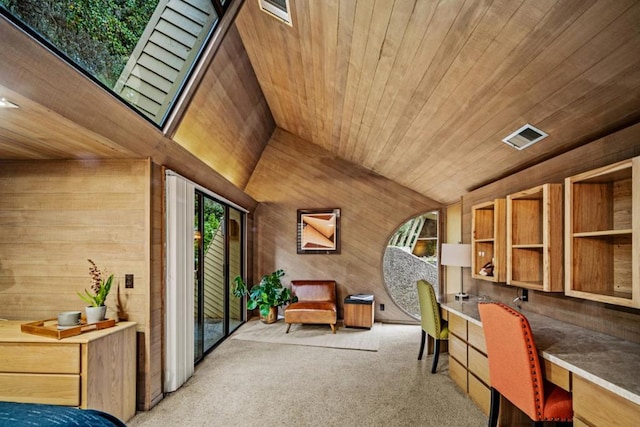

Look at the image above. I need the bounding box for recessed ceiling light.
[502,124,548,150]
[0,97,20,109]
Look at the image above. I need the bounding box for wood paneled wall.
[245,129,442,322]
[0,159,162,409]
[172,25,275,189]
[461,123,640,343]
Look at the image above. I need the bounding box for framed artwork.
[297,208,341,254]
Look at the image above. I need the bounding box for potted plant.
[77,259,114,323]
[233,269,297,324]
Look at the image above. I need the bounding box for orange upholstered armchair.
[284,280,337,334]
[479,302,572,427]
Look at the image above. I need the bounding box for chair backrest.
[478,302,545,421]
[416,280,442,338]
[290,280,336,302]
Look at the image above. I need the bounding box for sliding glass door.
[194,191,245,363]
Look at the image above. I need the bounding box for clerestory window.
[0,0,233,127]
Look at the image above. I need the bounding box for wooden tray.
[21,318,116,340]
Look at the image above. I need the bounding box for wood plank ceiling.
[235,0,640,204]
[1,0,640,206]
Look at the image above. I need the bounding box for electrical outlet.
[380,303,385,311]
[522,289,528,301]
[125,274,134,289]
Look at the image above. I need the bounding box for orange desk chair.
[416,279,448,373]
[478,302,572,427]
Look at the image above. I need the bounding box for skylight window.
[0,0,233,127]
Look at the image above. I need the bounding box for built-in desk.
[441,295,640,426]
[0,320,137,422]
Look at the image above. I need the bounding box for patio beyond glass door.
[194,191,244,363]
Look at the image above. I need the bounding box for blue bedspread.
[0,401,126,427]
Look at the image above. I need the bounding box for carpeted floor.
[231,319,381,351]
[128,323,487,427]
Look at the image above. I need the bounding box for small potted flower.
[78,259,113,323]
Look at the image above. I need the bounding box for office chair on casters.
[416,279,448,373]
[478,302,573,427]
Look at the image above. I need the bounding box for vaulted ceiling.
[235,0,640,204]
[1,0,640,205]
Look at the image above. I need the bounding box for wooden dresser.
[0,320,136,422]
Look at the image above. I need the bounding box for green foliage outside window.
[0,0,159,87]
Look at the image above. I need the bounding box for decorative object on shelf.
[233,270,297,324]
[478,261,494,277]
[441,243,472,300]
[297,208,341,254]
[77,259,113,322]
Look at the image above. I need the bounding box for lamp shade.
[440,243,471,267]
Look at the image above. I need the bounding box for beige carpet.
[231,319,381,351]
[128,323,487,426]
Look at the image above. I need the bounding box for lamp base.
[455,292,469,300]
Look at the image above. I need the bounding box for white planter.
[85,305,107,324]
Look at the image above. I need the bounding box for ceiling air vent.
[258,0,293,26]
[502,124,548,150]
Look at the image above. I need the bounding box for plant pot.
[85,305,107,324]
[260,306,278,324]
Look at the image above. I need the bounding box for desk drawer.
[574,375,640,426]
[0,373,80,406]
[467,321,486,353]
[449,356,467,393]
[0,343,80,374]
[468,346,489,385]
[448,313,467,340]
[543,359,570,392]
[449,333,467,366]
[468,373,491,416]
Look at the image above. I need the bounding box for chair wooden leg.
[431,339,441,373]
[330,323,336,334]
[418,330,426,360]
[286,323,291,333]
[488,387,500,427]
[532,422,542,427]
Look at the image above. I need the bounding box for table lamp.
[441,243,472,300]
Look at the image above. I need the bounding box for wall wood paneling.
[0,159,163,410]
[245,129,442,322]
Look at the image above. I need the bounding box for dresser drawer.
[543,359,570,392]
[0,343,80,374]
[0,373,80,406]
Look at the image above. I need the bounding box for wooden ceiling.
[1,1,640,206]
[235,0,640,204]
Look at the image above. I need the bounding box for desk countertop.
[440,294,640,406]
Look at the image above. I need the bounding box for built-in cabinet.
[471,199,506,283]
[564,156,639,308]
[446,312,491,416]
[506,184,563,292]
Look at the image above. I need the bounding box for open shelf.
[565,157,639,307]
[471,199,506,283]
[507,184,563,292]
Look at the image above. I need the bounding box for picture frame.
[297,208,341,254]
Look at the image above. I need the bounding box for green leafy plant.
[233,269,297,318]
[78,259,113,307]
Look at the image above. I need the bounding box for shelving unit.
[471,199,506,283]
[565,157,639,308]
[506,184,563,292]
